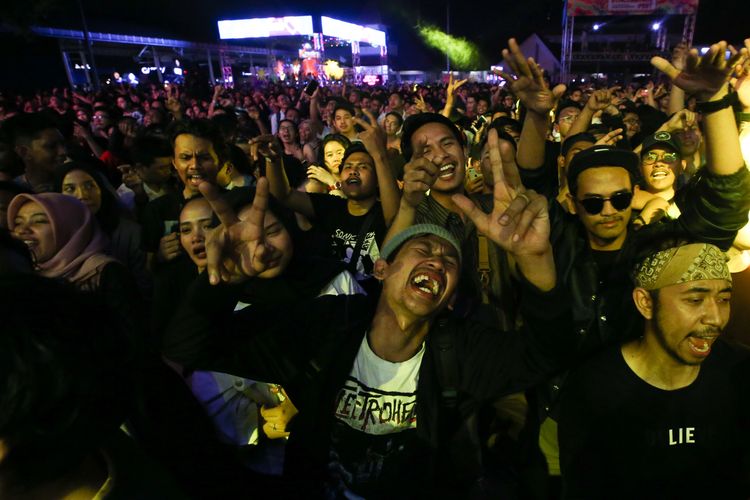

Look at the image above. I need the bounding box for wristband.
[327,182,341,192]
[695,92,738,114]
[737,111,750,123]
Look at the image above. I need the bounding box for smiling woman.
[7,193,116,288]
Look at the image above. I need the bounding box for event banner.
[566,0,699,16]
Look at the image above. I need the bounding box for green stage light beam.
[417,25,482,69]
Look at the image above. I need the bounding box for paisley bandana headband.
[634,243,731,291]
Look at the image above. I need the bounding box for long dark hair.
[54,161,123,235]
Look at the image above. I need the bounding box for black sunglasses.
[577,192,633,215]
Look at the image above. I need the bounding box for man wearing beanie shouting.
[163,143,574,497]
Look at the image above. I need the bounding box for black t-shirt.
[559,340,750,498]
[309,193,386,281]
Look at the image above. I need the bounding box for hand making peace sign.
[452,128,550,258]
[200,178,274,285]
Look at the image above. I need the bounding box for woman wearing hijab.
[9,193,117,289]
[8,192,143,338]
[7,192,265,497]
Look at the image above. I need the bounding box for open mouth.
[410,271,444,298]
[192,245,207,259]
[187,173,206,187]
[345,177,361,185]
[21,239,38,250]
[651,170,670,179]
[687,334,719,356]
[438,164,456,180]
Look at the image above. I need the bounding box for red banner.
[566,0,699,16]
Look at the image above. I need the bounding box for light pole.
[76,0,100,90]
[446,0,451,72]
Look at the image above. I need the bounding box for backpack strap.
[432,319,459,409]
[346,208,377,275]
[477,234,492,305]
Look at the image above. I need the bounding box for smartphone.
[470,115,488,133]
[467,166,483,181]
[164,220,180,235]
[304,79,319,96]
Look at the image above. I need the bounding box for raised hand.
[672,41,689,71]
[249,135,283,162]
[595,128,624,146]
[354,114,387,155]
[446,74,468,96]
[401,157,438,208]
[662,108,697,132]
[586,87,619,112]
[307,165,338,187]
[731,38,750,111]
[651,41,747,101]
[200,178,274,285]
[499,38,566,115]
[452,129,550,258]
[414,95,428,113]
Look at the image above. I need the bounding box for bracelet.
[695,92,738,114]
[327,182,342,192]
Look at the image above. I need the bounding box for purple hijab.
[7,193,115,284]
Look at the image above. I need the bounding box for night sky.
[2,0,749,72]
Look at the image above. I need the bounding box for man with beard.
[559,236,750,497]
[266,118,399,282]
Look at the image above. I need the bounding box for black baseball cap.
[640,131,681,157]
[567,145,640,188]
[561,132,597,158]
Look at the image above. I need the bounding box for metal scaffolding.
[28,25,295,87]
[559,2,699,81]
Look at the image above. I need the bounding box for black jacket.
[163,273,573,497]
[538,167,750,417]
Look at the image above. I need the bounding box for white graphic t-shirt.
[327,335,425,497]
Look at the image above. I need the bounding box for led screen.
[218,16,314,39]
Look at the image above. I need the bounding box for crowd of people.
[2,35,750,498]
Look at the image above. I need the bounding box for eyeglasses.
[558,114,580,123]
[643,151,679,164]
[576,191,633,215]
